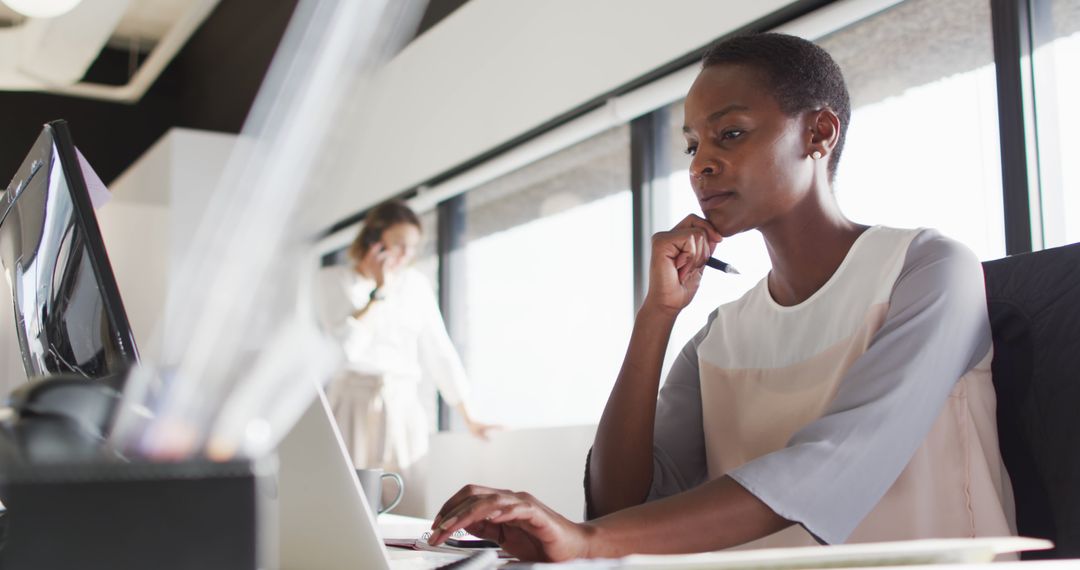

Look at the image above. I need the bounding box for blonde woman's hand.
[644,214,723,314]
[457,404,500,440]
[356,243,390,288]
[465,417,501,441]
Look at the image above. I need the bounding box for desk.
[374,518,1079,570]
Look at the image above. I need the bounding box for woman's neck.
[353,262,375,281]
[761,195,868,307]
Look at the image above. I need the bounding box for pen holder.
[0,458,275,570]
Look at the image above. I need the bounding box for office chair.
[983,241,1080,559]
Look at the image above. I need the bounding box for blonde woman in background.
[316,199,495,516]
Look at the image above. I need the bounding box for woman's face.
[379,222,422,274]
[682,64,816,237]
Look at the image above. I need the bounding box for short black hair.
[702,32,851,180]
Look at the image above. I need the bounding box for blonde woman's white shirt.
[317,266,468,403]
[315,265,469,496]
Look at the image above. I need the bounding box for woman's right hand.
[428,485,595,562]
[644,214,723,314]
[356,243,390,288]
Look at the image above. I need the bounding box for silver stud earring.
[811,151,823,160]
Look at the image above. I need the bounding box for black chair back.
[983,242,1080,558]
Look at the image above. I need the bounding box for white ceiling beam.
[0,0,220,103]
[16,0,130,85]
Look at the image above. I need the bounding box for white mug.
[355,468,404,515]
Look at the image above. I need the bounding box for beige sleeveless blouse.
[647,227,1015,547]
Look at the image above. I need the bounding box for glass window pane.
[820,0,1005,260]
[414,208,440,295]
[413,207,441,426]
[462,126,633,428]
[1033,0,1080,248]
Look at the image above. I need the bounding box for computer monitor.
[0,120,138,384]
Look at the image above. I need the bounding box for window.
[414,208,440,293]
[1032,0,1080,248]
[820,0,1005,260]
[460,126,633,428]
[413,208,441,426]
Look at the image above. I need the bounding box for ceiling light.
[1,0,83,19]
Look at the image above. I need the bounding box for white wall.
[96,202,170,358]
[425,424,597,521]
[311,0,796,228]
[97,128,237,360]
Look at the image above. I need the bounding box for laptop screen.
[0,120,138,382]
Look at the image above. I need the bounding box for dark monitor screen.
[0,120,138,382]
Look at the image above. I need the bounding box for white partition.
[96,128,238,360]
[425,424,597,521]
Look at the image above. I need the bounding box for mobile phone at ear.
[445,538,500,549]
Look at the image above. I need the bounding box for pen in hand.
[705,257,740,274]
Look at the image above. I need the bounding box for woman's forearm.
[586,476,792,558]
[589,304,679,517]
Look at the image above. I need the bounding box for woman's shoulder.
[894,227,981,272]
[861,226,979,273]
[877,227,985,301]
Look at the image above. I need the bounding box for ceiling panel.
[113,0,196,47]
[0,5,20,23]
[0,0,190,47]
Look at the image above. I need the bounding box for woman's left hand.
[429,485,595,562]
[464,417,500,440]
[456,404,500,440]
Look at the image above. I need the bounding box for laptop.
[274,382,394,569]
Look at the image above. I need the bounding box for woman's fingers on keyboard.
[430,493,516,545]
[432,484,504,529]
[435,491,592,562]
[464,520,501,542]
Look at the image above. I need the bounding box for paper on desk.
[522,537,1052,570]
[618,537,1052,569]
[385,529,513,559]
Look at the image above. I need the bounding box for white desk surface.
[376,516,1079,570]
